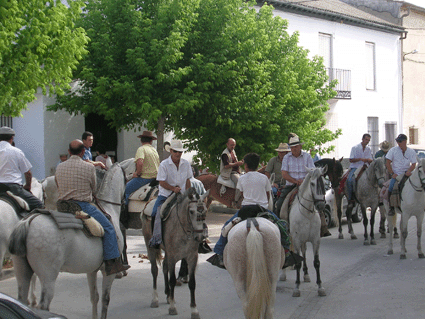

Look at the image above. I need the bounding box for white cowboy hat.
[165,140,186,153]
[379,140,390,152]
[275,143,291,152]
[288,133,304,147]
[0,126,15,135]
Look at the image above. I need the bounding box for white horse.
[385,158,425,259]
[224,217,284,319]
[286,166,327,297]
[8,163,126,319]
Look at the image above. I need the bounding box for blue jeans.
[74,201,120,260]
[124,177,155,205]
[3,183,44,211]
[152,195,168,217]
[389,178,397,193]
[214,209,279,256]
[347,168,356,200]
[272,186,278,197]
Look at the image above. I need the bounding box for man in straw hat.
[385,134,417,216]
[375,140,390,159]
[0,126,44,210]
[265,143,291,197]
[274,133,331,237]
[124,131,160,208]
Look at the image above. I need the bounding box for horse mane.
[315,158,343,177]
[96,164,122,198]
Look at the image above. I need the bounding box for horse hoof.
[177,276,189,284]
[394,233,400,239]
[318,288,326,297]
[338,234,344,239]
[400,254,406,259]
[351,234,357,240]
[418,253,425,259]
[175,279,182,287]
[279,274,287,282]
[304,275,311,282]
[388,249,393,255]
[169,307,178,315]
[191,313,201,319]
[292,290,301,297]
[363,240,370,246]
[115,272,123,279]
[150,301,159,308]
[380,233,386,239]
[370,239,376,245]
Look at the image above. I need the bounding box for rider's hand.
[295,179,303,186]
[173,186,181,193]
[392,173,398,179]
[405,171,412,177]
[23,184,31,192]
[94,161,106,169]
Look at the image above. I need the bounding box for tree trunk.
[157,116,166,161]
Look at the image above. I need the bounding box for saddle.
[280,188,299,223]
[217,175,236,197]
[338,165,367,200]
[0,185,31,219]
[127,182,159,229]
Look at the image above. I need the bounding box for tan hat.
[380,140,390,152]
[275,143,291,152]
[288,133,303,147]
[165,140,186,152]
[0,126,15,135]
[137,130,157,140]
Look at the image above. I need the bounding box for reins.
[174,197,206,240]
[408,166,425,192]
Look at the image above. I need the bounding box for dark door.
[84,114,118,161]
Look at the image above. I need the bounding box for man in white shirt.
[346,134,373,202]
[385,134,417,216]
[0,126,44,210]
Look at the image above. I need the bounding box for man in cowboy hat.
[124,131,160,207]
[265,143,291,196]
[385,134,417,216]
[0,126,44,210]
[347,134,373,203]
[375,140,390,159]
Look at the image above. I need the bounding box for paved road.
[1,209,425,319]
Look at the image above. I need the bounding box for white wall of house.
[264,8,402,158]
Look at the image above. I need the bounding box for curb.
[0,268,15,281]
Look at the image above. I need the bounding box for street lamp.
[403,49,418,60]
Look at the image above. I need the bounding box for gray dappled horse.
[8,164,126,319]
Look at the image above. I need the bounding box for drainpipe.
[400,6,411,135]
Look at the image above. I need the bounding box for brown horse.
[196,174,242,209]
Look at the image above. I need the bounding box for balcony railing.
[326,68,351,99]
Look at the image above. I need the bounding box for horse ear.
[200,189,210,202]
[305,166,314,173]
[339,157,344,162]
[322,164,328,175]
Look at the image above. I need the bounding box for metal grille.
[385,122,397,148]
[409,127,418,144]
[368,117,379,155]
[327,68,352,99]
[0,115,13,127]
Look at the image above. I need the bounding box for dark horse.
[196,174,243,209]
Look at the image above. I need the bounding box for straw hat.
[0,126,15,135]
[288,133,303,147]
[164,140,186,152]
[137,130,157,140]
[379,141,390,152]
[275,143,291,152]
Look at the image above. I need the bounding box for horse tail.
[246,225,272,319]
[8,219,30,256]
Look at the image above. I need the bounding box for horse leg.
[361,206,370,245]
[292,247,302,297]
[163,255,171,303]
[416,214,424,258]
[149,247,160,308]
[100,272,115,319]
[187,255,200,319]
[379,206,386,238]
[313,252,326,296]
[12,256,34,305]
[393,226,399,238]
[301,243,310,283]
[345,203,357,240]
[336,193,344,239]
[177,258,189,285]
[38,277,57,311]
[87,272,99,319]
[369,207,377,245]
[400,214,408,259]
[116,226,128,279]
[167,261,178,315]
[279,268,287,282]
[386,202,395,255]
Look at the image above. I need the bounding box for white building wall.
[265,8,402,158]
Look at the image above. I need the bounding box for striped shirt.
[55,155,96,202]
[281,151,315,186]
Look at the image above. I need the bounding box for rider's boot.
[207,254,225,269]
[388,191,395,216]
[282,250,304,269]
[198,240,213,254]
[319,211,332,237]
[105,258,131,276]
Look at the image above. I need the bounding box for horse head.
[181,188,210,242]
[304,166,327,212]
[370,157,386,188]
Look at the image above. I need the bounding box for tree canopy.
[0,0,88,116]
[50,0,340,169]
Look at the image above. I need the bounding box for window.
[319,33,333,81]
[0,115,12,127]
[367,117,379,155]
[385,122,397,148]
[365,42,376,90]
[409,127,418,144]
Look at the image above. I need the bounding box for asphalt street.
[1,207,425,319]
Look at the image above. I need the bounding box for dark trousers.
[2,183,44,210]
[274,184,297,216]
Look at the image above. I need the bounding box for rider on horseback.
[208,152,299,269]
[265,143,290,197]
[0,126,44,210]
[220,138,244,207]
[55,139,130,276]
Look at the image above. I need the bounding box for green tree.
[50,0,340,166]
[0,0,89,116]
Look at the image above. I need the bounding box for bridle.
[408,165,425,192]
[297,173,326,214]
[175,197,207,240]
[95,166,127,214]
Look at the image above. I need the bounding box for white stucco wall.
[263,7,402,158]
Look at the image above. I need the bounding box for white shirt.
[386,146,417,175]
[236,171,271,208]
[349,143,372,169]
[281,151,315,186]
[157,156,193,197]
[0,141,32,185]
